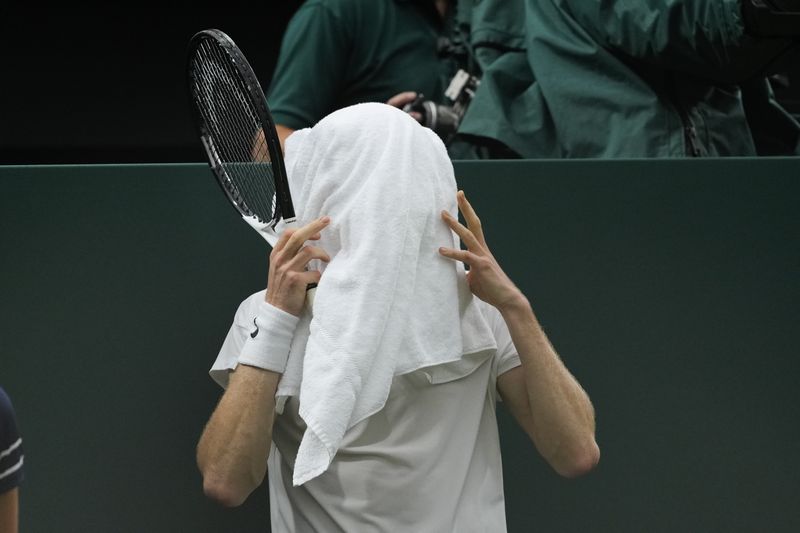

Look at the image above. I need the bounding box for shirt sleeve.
[267,0,350,130]
[481,301,522,381]
[0,387,24,494]
[209,291,266,389]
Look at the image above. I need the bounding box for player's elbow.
[201,463,265,508]
[202,474,251,507]
[553,439,600,479]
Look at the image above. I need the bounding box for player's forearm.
[499,296,599,477]
[197,365,279,506]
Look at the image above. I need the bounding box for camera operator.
[267,0,516,158]
[266,0,464,149]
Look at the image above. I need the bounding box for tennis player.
[197,104,598,531]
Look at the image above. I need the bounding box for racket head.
[186,29,295,245]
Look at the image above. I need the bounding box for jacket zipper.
[679,108,702,157]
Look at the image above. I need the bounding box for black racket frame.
[186,28,295,226]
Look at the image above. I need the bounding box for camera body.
[403,69,480,142]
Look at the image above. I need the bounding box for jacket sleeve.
[551,0,797,83]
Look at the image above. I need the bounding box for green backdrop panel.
[1,159,798,532]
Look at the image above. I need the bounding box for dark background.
[1,4,799,165]
[0,5,304,164]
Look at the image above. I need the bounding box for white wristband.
[238,300,300,373]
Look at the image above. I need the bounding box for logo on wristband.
[250,317,259,338]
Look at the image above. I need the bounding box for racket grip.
[305,285,317,314]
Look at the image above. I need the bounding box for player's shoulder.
[472,299,521,377]
[473,297,504,330]
[232,290,267,325]
[240,289,267,311]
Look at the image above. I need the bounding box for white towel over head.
[275,103,497,486]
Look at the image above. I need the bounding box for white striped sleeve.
[0,388,24,492]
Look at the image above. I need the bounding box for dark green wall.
[2,160,798,532]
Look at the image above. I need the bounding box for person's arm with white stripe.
[439,191,600,478]
[0,387,23,533]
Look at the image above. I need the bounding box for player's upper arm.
[483,299,533,437]
[497,366,537,441]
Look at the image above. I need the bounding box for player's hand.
[266,217,331,316]
[386,91,423,123]
[439,191,528,313]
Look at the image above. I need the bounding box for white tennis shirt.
[211,293,521,532]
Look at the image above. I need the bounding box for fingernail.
[320,216,331,223]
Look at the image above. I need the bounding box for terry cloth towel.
[277,103,498,486]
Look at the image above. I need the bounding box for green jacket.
[456,0,800,157]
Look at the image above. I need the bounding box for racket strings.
[196,53,272,217]
[190,40,277,224]
[194,45,272,216]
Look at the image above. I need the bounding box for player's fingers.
[297,269,323,287]
[287,245,331,271]
[272,228,297,255]
[438,246,480,266]
[284,217,331,257]
[386,91,418,108]
[441,210,483,252]
[457,190,486,246]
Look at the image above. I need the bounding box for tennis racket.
[186,28,317,300]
